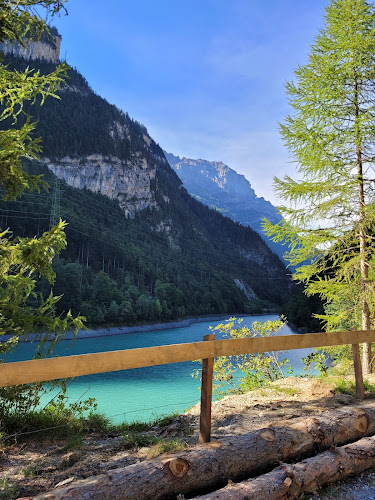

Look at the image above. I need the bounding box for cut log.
[34,405,375,500]
[194,434,375,499]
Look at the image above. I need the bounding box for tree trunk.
[354,73,372,373]
[34,405,375,500]
[194,435,375,499]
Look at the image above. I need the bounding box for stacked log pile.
[195,436,375,499]
[34,405,375,500]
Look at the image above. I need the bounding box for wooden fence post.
[199,333,215,444]
[352,343,365,400]
[350,327,365,400]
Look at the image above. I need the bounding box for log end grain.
[354,414,368,434]
[168,458,190,478]
[260,429,275,442]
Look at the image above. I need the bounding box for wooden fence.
[1,329,375,443]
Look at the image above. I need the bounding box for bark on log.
[194,435,375,499]
[34,405,375,500]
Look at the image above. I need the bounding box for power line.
[0,201,243,275]
[64,212,282,278]
[0,208,50,214]
[50,176,61,229]
[0,214,50,220]
[61,225,292,281]
[0,191,293,280]
[6,187,283,268]
[22,186,270,262]
[0,206,292,280]
[59,195,290,278]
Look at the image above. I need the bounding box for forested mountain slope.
[165,152,285,260]
[0,53,293,325]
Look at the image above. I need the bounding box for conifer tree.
[264,0,375,373]
[0,1,83,359]
[0,1,68,198]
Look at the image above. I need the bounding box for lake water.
[9,315,313,424]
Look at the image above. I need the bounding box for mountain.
[0,25,61,63]
[165,153,286,260]
[0,48,294,326]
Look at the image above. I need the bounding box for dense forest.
[0,53,295,327]
[0,161,294,325]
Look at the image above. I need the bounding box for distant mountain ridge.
[164,152,285,259]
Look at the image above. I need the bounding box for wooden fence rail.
[1,328,375,442]
[1,329,375,387]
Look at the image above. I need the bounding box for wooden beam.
[0,341,215,387]
[213,329,375,357]
[1,329,375,387]
[199,333,215,444]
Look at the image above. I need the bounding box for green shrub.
[193,318,290,398]
[1,386,108,441]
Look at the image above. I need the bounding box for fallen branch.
[34,405,375,500]
[194,434,375,499]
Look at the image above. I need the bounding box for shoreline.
[4,313,280,342]
[72,314,238,340]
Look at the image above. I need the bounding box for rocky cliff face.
[165,152,285,259]
[0,31,61,63]
[43,153,157,217]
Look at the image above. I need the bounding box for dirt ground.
[3,375,375,499]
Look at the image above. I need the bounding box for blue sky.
[55,0,329,204]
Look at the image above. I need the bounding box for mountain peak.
[164,151,257,199]
[165,151,285,260]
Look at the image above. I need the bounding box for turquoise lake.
[10,315,313,424]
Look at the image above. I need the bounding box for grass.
[115,420,152,434]
[332,378,375,396]
[117,412,187,455]
[114,412,179,434]
[62,435,83,451]
[114,412,188,455]
[122,432,159,448]
[0,478,17,500]
[1,408,111,442]
[271,385,301,396]
[147,438,186,458]
[0,397,184,464]
[320,376,375,397]
[335,379,357,395]
[23,464,46,478]
[364,380,375,392]
[85,412,111,432]
[152,413,179,427]
[121,431,187,457]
